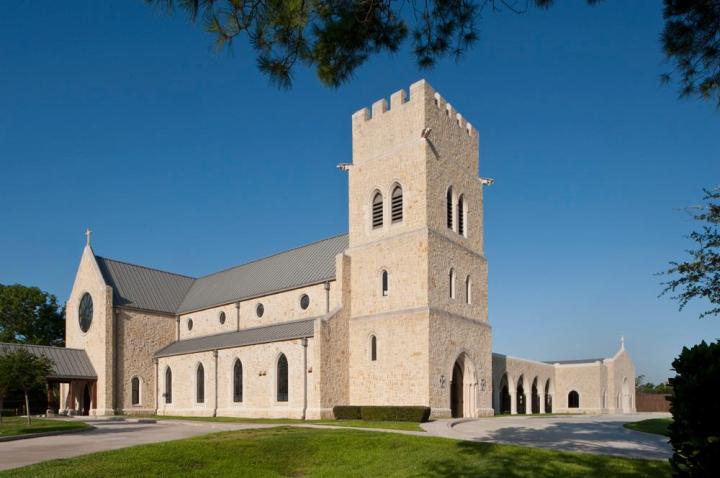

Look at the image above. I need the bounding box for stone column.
[510,391,517,415]
[524,390,532,414]
[539,392,546,414]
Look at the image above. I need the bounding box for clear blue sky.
[1,1,717,383]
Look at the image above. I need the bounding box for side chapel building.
[59,80,636,419]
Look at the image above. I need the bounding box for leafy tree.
[144,0,599,88]
[668,340,720,476]
[0,284,65,346]
[661,1,720,107]
[636,375,672,395]
[0,356,10,424]
[0,349,53,425]
[660,188,720,319]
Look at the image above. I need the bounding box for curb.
[0,425,95,443]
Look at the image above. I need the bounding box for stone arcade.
[59,80,635,419]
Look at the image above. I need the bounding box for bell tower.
[343,79,493,417]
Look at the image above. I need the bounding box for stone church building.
[60,80,636,419]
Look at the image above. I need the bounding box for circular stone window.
[219,311,226,325]
[256,303,264,318]
[78,293,93,333]
[187,318,193,331]
[300,294,310,310]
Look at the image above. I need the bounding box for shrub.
[333,406,361,420]
[360,406,431,423]
[668,340,720,476]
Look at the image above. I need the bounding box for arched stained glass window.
[277,354,288,402]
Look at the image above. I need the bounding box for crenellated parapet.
[351,79,477,139]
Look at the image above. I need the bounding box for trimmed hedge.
[333,405,431,422]
[333,406,361,420]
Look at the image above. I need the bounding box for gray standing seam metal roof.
[155,318,316,358]
[543,358,604,365]
[93,234,348,315]
[177,234,348,314]
[96,256,195,314]
[0,343,97,380]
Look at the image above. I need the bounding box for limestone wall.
[178,282,335,340]
[65,245,115,415]
[157,337,316,419]
[492,354,555,414]
[554,362,605,413]
[116,308,176,414]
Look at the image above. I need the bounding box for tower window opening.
[446,187,453,230]
[372,192,384,229]
[391,185,403,223]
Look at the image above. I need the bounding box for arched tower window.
[391,185,403,223]
[465,276,472,304]
[449,269,456,299]
[372,191,384,229]
[446,187,453,230]
[233,359,243,403]
[277,354,288,402]
[370,335,377,361]
[164,367,172,404]
[131,377,140,406]
[381,270,389,297]
[196,363,205,404]
[568,390,579,408]
[458,194,466,237]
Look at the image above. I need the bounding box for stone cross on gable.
[85,228,92,247]
[620,336,625,350]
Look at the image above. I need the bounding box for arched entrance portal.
[82,384,91,416]
[450,353,477,418]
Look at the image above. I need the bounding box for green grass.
[0,427,669,477]
[136,414,424,432]
[624,418,672,437]
[0,416,89,438]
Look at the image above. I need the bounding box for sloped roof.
[96,256,195,314]
[176,234,348,313]
[94,234,348,315]
[155,318,316,357]
[0,343,96,380]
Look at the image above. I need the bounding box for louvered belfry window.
[372,192,384,229]
[446,187,453,229]
[458,195,465,236]
[391,186,403,223]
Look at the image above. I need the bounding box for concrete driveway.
[422,412,672,460]
[0,419,273,471]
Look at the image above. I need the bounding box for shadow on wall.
[421,439,670,477]
[471,420,671,460]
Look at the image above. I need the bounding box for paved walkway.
[422,412,672,460]
[0,419,273,471]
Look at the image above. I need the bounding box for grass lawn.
[624,418,672,437]
[0,427,669,478]
[139,414,424,432]
[0,416,89,438]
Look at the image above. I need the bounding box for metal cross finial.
[85,228,92,247]
[620,336,625,349]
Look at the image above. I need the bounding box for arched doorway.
[450,362,463,418]
[568,390,580,408]
[450,353,477,418]
[82,384,91,416]
[516,376,526,414]
[531,378,540,414]
[499,374,511,414]
[544,379,553,413]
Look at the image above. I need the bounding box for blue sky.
[1,1,717,383]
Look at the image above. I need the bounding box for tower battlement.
[351,79,477,138]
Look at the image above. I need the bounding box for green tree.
[144,0,599,89]
[660,188,720,319]
[0,356,10,424]
[0,284,65,346]
[0,349,53,425]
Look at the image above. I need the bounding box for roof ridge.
[95,255,196,280]
[0,342,86,352]
[194,232,348,281]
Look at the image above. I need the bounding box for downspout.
[301,338,308,420]
[153,358,158,414]
[324,281,330,313]
[235,301,241,331]
[213,350,218,417]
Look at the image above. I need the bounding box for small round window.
[78,293,93,333]
[300,294,310,310]
[187,318,193,331]
[256,303,264,318]
[219,311,226,324]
